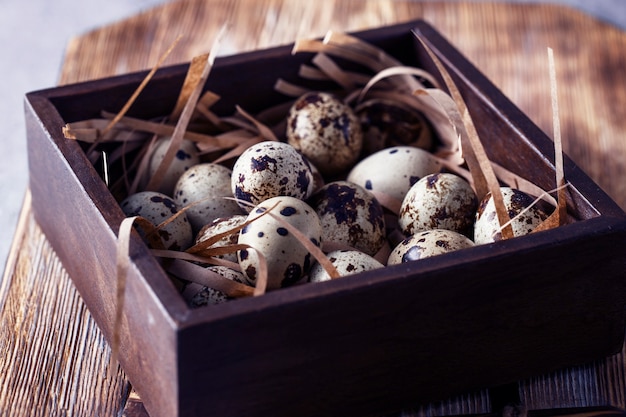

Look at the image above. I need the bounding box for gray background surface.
[1,0,625,274]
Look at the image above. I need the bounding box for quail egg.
[120,191,193,251]
[195,214,247,263]
[182,266,250,307]
[387,229,474,265]
[347,146,442,204]
[173,163,243,233]
[309,250,384,283]
[308,181,386,256]
[231,141,315,211]
[147,137,200,195]
[237,196,322,290]
[398,173,477,238]
[474,187,548,244]
[286,91,363,176]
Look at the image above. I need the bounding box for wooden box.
[25,20,626,417]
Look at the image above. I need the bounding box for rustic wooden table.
[2,1,626,416]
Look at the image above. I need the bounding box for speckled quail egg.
[147,137,200,196]
[120,191,193,251]
[173,163,243,233]
[347,146,442,204]
[355,98,433,156]
[309,250,384,283]
[286,91,363,176]
[182,266,250,307]
[398,173,478,238]
[308,181,386,256]
[231,141,315,211]
[474,187,548,245]
[237,196,322,290]
[387,229,474,265]
[195,214,247,263]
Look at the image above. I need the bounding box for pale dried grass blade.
[323,31,423,91]
[112,215,165,368]
[212,136,265,164]
[187,200,280,254]
[299,64,331,80]
[292,38,385,74]
[151,248,241,271]
[100,111,231,147]
[171,54,213,121]
[491,161,557,206]
[274,78,312,98]
[312,52,357,91]
[415,33,513,239]
[63,119,146,143]
[358,66,437,101]
[265,211,340,280]
[548,47,567,224]
[235,105,279,142]
[494,184,569,236]
[147,26,226,192]
[167,259,254,298]
[129,136,158,195]
[102,35,182,139]
[111,216,136,366]
[369,190,402,215]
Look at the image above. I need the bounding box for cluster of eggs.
[119,91,548,308]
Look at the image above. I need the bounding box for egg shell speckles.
[231,141,315,211]
[195,215,247,263]
[309,181,386,256]
[120,191,193,251]
[182,266,250,307]
[399,173,478,237]
[286,92,363,176]
[346,146,442,203]
[474,187,549,244]
[147,137,200,196]
[387,229,474,265]
[237,196,322,290]
[174,163,244,233]
[309,250,384,283]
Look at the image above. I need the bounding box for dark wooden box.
[25,20,626,417]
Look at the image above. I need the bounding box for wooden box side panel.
[25,95,182,417]
[176,218,626,417]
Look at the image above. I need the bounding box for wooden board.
[2,1,626,416]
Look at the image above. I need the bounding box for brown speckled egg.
[147,137,200,196]
[308,181,386,256]
[120,191,193,251]
[346,146,442,203]
[182,266,250,307]
[286,91,363,176]
[355,98,433,156]
[398,173,477,237]
[231,141,315,211]
[173,163,243,233]
[237,196,322,290]
[387,229,474,265]
[474,187,548,244]
[309,250,384,283]
[195,214,247,263]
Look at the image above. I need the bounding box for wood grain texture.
[0,191,131,416]
[2,1,625,416]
